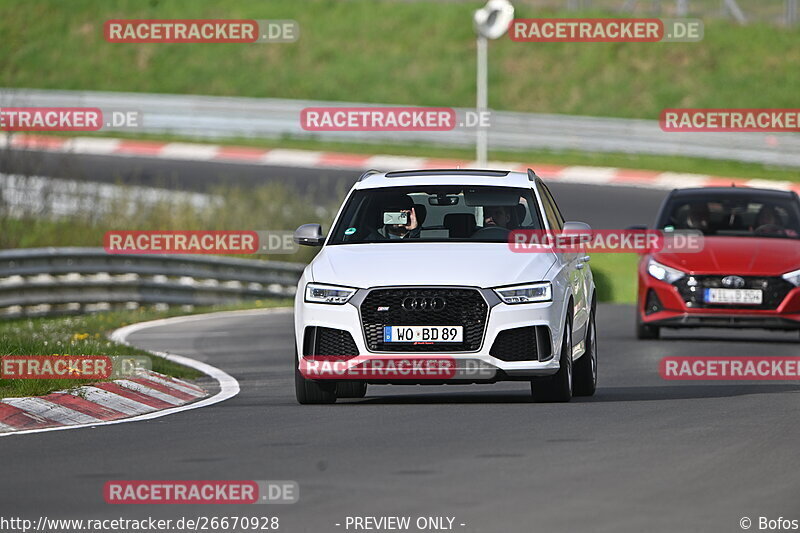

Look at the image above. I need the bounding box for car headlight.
[647,258,686,284]
[304,283,357,304]
[783,268,800,287]
[494,282,552,304]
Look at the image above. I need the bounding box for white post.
[476,35,488,167]
[473,0,514,167]
[676,0,689,16]
[787,0,798,25]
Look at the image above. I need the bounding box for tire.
[573,309,597,397]
[294,344,336,404]
[531,320,573,403]
[335,381,367,398]
[636,312,660,340]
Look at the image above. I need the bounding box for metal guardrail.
[2,88,800,168]
[0,247,304,319]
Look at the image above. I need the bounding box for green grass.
[590,253,640,304]
[1,0,798,120]
[0,299,291,399]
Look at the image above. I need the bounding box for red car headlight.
[647,258,686,284]
[782,268,800,287]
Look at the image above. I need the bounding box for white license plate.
[704,288,763,305]
[383,326,463,343]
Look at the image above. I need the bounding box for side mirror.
[561,221,592,252]
[627,224,648,231]
[562,221,592,233]
[294,224,325,246]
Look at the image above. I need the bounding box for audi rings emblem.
[402,297,446,311]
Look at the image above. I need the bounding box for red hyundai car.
[636,187,800,340]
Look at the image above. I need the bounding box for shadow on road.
[344,383,800,405]
[657,333,800,344]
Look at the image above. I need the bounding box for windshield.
[658,193,800,239]
[328,185,543,244]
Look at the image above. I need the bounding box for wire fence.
[524,0,798,25]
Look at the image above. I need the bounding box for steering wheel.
[754,224,783,235]
[471,225,511,239]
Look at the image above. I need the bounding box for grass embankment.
[2,0,798,120]
[5,0,798,179]
[0,300,291,399]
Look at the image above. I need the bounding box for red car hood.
[653,236,800,276]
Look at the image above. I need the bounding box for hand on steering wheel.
[754,224,783,235]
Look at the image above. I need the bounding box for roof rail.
[527,168,539,181]
[357,169,382,182]
[385,169,509,178]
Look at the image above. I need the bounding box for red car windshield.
[658,193,800,239]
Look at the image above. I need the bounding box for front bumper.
[637,261,800,330]
[295,286,567,380]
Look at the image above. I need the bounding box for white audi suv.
[293,169,597,403]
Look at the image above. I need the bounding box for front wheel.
[531,321,573,403]
[294,344,337,404]
[636,312,660,340]
[573,309,597,397]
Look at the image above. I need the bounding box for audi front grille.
[360,288,488,352]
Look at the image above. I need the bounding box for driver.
[753,205,796,237]
[484,205,513,228]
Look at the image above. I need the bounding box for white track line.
[160,143,220,161]
[0,308,292,437]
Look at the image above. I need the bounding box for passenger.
[685,202,710,232]
[483,205,513,228]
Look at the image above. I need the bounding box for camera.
[383,211,409,225]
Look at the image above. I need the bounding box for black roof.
[669,186,796,199]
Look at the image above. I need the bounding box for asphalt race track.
[1,153,799,532]
[1,307,799,532]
